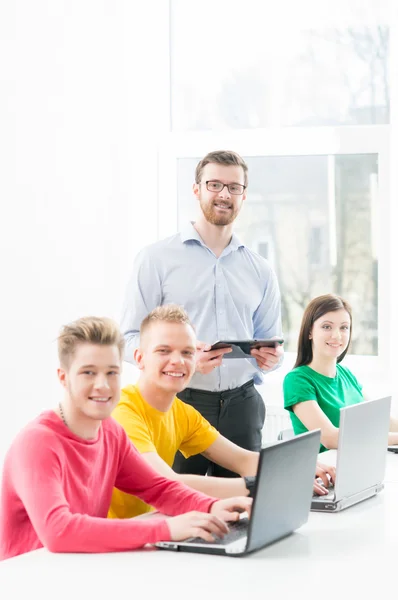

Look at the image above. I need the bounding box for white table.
[1,455,397,600]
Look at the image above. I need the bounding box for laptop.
[156,429,320,556]
[311,396,391,512]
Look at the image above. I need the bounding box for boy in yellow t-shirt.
[109,384,220,518]
[109,304,336,519]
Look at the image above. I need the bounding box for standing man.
[121,150,283,476]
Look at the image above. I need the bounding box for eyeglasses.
[203,180,246,196]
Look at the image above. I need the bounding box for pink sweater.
[0,411,216,561]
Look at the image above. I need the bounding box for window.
[158,126,389,363]
[170,0,390,130]
[160,0,394,384]
[309,227,322,266]
[257,242,270,261]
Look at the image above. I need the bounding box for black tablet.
[208,338,284,358]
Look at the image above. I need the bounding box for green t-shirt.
[283,364,363,452]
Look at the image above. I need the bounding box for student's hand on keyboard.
[210,496,253,521]
[313,462,336,496]
[167,511,229,542]
[313,479,329,495]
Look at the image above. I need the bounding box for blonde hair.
[195,150,248,187]
[140,304,195,340]
[58,316,125,368]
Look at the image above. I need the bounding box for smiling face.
[135,321,196,395]
[193,163,246,226]
[310,309,351,362]
[58,343,121,421]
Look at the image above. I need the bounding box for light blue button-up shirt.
[121,222,282,392]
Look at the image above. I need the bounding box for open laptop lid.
[246,429,320,553]
[156,430,320,555]
[334,396,391,500]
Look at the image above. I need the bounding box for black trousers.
[173,380,265,478]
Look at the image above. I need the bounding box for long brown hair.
[294,294,353,368]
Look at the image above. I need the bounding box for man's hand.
[167,511,229,542]
[195,341,232,375]
[210,496,253,521]
[250,342,284,371]
[313,462,336,496]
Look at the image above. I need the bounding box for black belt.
[187,379,254,399]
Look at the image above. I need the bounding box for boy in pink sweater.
[0,316,251,561]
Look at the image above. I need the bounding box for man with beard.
[121,150,283,477]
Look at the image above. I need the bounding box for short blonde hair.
[58,316,125,368]
[140,304,195,340]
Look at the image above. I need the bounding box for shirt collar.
[180,221,245,251]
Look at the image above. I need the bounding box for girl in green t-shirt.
[284,293,398,452]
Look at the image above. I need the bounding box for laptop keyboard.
[185,517,249,546]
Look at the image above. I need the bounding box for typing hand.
[250,342,283,371]
[313,462,336,495]
[195,341,232,374]
[167,511,229,542]
[210,497,253,521]
[313,479,329,496]
[316,462,335,485]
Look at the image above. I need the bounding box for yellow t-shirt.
[108,384,219,519]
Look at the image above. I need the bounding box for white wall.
[0,0,170,466]
[1,1,397,466]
